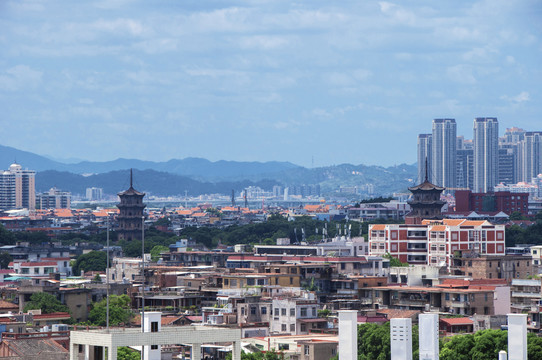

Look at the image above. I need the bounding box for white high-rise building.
[431,119,457,189]
[417,134,432,184]
[474,117,499,193]
[520,131,542,183]
[338,311,357,360]
[390,318,412,360]
[0,163,35,211]
[86,187,103,201]
[508,314,527,360]
[419,313,439,360]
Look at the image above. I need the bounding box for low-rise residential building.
[450,254,534,279]
[270,296,325,335]
[369,219,506,267]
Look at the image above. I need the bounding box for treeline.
[505,212,542,247]
[177,215,402,249]
[0,215,402,263]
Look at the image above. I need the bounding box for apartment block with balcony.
[368,219,506,268]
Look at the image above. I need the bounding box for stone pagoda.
[406,160,445,224]
[117,169,146,241]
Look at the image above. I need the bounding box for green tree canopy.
[88,294,132,326]
[23,292,70,314]
[150,245,169,262]
[0,252,13,269]
[73,251,107,276]
[117,346,140,360]
[383,253,409,267]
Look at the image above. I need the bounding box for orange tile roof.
[440,317,473,326]
[461,220,487,226]
[371,225,386,231]
[430,225,446,232]
[176,210,193,215]
[54,209,73,218]
[192,212,208,217]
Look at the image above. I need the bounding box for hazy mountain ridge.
[3,144,417,196]
[0,144,300,179]
[36,169,280,197]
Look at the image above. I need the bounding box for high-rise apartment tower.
[0,163,35,211]
[473,118,499,193]
[431,119,456,189]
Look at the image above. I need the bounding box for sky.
[1,0,541,168]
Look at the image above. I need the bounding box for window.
[304,345,310,355]
[151,345,158,350]
[290,323,295,332]
[261,307,267,315]
[445,293,450,301]
[290,277,293,284]
[300,308,307,317]
[251,307,256,315]
[301,323,307,332]
[34,268,39,274]
[290,268,297,274]
[312,307,316,317]
[224,279,229,285]
[290,308,295,317]
[281,308,286,316]
[151,321,158,332]
[274,308,279,316]
[241,307,245,315]
[281,324,287,332]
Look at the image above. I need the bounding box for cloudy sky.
[1,0,541,167]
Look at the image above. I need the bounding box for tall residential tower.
[0,163,35,211]
[473,118,499,193]
[431,119,457,189]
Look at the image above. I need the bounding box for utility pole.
[141,215,145,360]
[106,216,110,332]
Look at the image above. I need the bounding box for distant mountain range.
[1,144,417,196]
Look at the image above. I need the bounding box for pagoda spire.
[425,157,428,182]
[130,168,133,188]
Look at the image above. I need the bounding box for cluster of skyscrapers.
[418,118,542,193]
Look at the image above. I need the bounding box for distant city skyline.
[1,0,541,167]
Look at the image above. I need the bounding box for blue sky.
[1,0,541,167]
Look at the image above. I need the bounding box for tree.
[0,224,15,245]
[383,253,409,267]
[23,292,70,314]
[73,251,107,276]
[528,333,542,360]
[0,252,13,269]
[88,294,132,326]
[471,329,507,360]
[150,245,169,262]
[509,211,527,221]
[117,346,140,360]
[93,273,102,283]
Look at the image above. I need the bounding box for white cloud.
[446,64,477,84]
[0,65,42,91]
[501,91,530,103]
